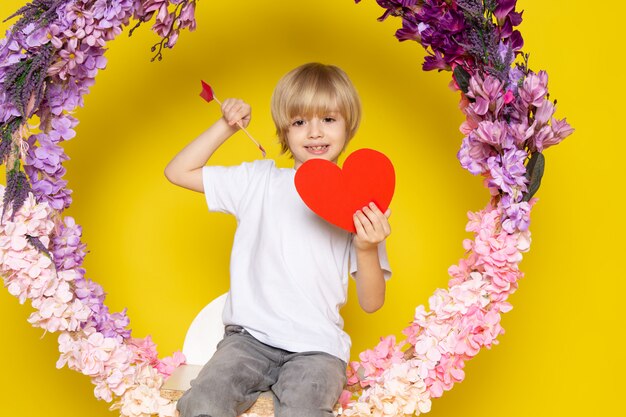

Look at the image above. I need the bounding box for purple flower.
[92,307,131,340]
[458,135,497,175]
[26,134,69,176]
[48,38,86,80]
[507,65,524,93]
[439,8,465,34]
[496,42,515,77]
[494,0,518,21]
[500,194,531,233]
[364,0,418,22]
[28,175,72,210]
[0,92,21,123]
[49,114,78,142]
[51,216,87,271]
[396,18,422,42]
[45,80,87,116]
[73,277,131,340]
[74,278,105,309]
[423,49,449,71]
[23,23,51,49]
[507,30,524,52]
[486,146,528,195]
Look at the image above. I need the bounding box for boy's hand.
[353,202,391,251]
[221,98,251,129]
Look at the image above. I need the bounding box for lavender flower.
[26,234,52,257]
[3,0,70,37]
[3,44,55,118]
[0,117,21,162]
[2,168,31,221]
[457,0,485,17]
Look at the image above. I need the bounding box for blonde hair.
[271,63,361,155]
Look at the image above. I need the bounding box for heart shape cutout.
[294,148,395,233]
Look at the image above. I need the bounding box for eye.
[322,117,336,123]
[291,119,305,127]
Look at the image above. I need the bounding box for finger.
[382,208,391,235]
[223,100,245,125]
[222,100,237,123]
[233,103,250,125]
[367,202,387,225]
[363,205,390,237]
[353,211,367,237]
[356,208,375,235]
[362,205,385,233]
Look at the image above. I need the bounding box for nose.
[307,119,323,139]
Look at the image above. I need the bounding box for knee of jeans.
[177,391,234,417]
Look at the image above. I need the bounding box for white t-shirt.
[202,159,391,362]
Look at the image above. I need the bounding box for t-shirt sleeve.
[202,160,272,215]
[350,240,392,281]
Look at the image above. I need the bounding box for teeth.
[307,145,328,151]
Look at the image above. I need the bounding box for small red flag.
[199,80,214,102]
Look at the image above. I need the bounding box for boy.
[165,63,391,417]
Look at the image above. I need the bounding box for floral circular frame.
[0,1,573,416]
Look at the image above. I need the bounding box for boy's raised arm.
[164,99,251,192]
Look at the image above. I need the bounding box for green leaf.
[453,66,471,94]
[523,151,545,201]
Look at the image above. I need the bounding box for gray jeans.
[176,325,347,417]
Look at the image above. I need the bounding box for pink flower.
[113,364,176,417]
[350,335,405,387]
[503,90,515,104]
[179,1,197,31]
[425,354,465,398]
[473,120,509,148]
[519,70,549,107]
[338,389,353,410]
[534,98,555,126]
[57,328,136,402]
[156,351,186,378]
[129,336,159,366]
[545,117,574,149]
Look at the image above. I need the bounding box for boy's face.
[286,109,348,170]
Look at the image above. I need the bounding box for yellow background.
[1,1,622,416]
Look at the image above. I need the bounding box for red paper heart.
[295,148,395,233]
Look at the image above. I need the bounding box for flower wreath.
[0,1,573,416]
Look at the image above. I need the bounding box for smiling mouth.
[305,145,329,152]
